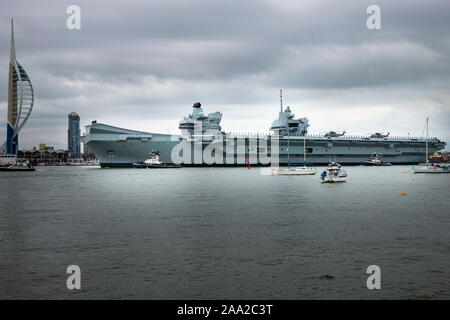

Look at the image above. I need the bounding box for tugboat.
[133,152,181,169]
[363,153,392,166]
[320,162,347,183]
[0,159,35,171]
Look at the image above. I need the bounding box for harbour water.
[0,166,449,299]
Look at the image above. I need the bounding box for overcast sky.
[0,0,449,149]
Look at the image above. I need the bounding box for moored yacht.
[0,159,35,171]
[278,165,317,175]
[320,162,347,182]
[0,154,17,167]
[414,163,450,173]
[276,91,317,176]
[413,118,450,174]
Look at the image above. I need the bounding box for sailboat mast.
[287,123,290,165]
[280,89,289,165]
[280,89,283,113]
[426,117,429,163]
[303,135,306,164]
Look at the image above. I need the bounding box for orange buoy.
[401,192,406,196]
[329,184,333,188]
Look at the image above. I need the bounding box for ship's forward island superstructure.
[82,100,446,168]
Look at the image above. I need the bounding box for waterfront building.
[17,148,69,166]
[68,112,81,157]
[83,144,96,160]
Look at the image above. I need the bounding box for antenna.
[10,18,16,62]
[280,89,283,113]
[426,117,429,163]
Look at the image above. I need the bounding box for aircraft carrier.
[81,101,446,168]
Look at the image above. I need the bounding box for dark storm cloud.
[0,0,449,148]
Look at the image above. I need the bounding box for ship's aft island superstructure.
[82,100,446,168]
[269,106,309,136]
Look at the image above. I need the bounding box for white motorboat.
[320,162,347,182]
[0,154,17,167]
[330,161,347,177]
[0,159,35,172]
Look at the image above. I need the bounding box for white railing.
[222,132,438,141]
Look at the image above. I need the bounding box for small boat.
[133,152,181,169]
[363,153,392,166]
[87,160,100,166]
[276,91,317,176]
[0,154,17,167]
[320,162,347,182]
[278,165,317,175]
[414,163,450,174]
[413,118,449,174]
[331,162,347,177]
[0,160,35,171]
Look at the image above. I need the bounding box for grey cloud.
[0,0,449,148]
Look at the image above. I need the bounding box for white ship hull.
[277,167,317,175]
[321,177,346,183]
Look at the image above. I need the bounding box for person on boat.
[321,171,327,181]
